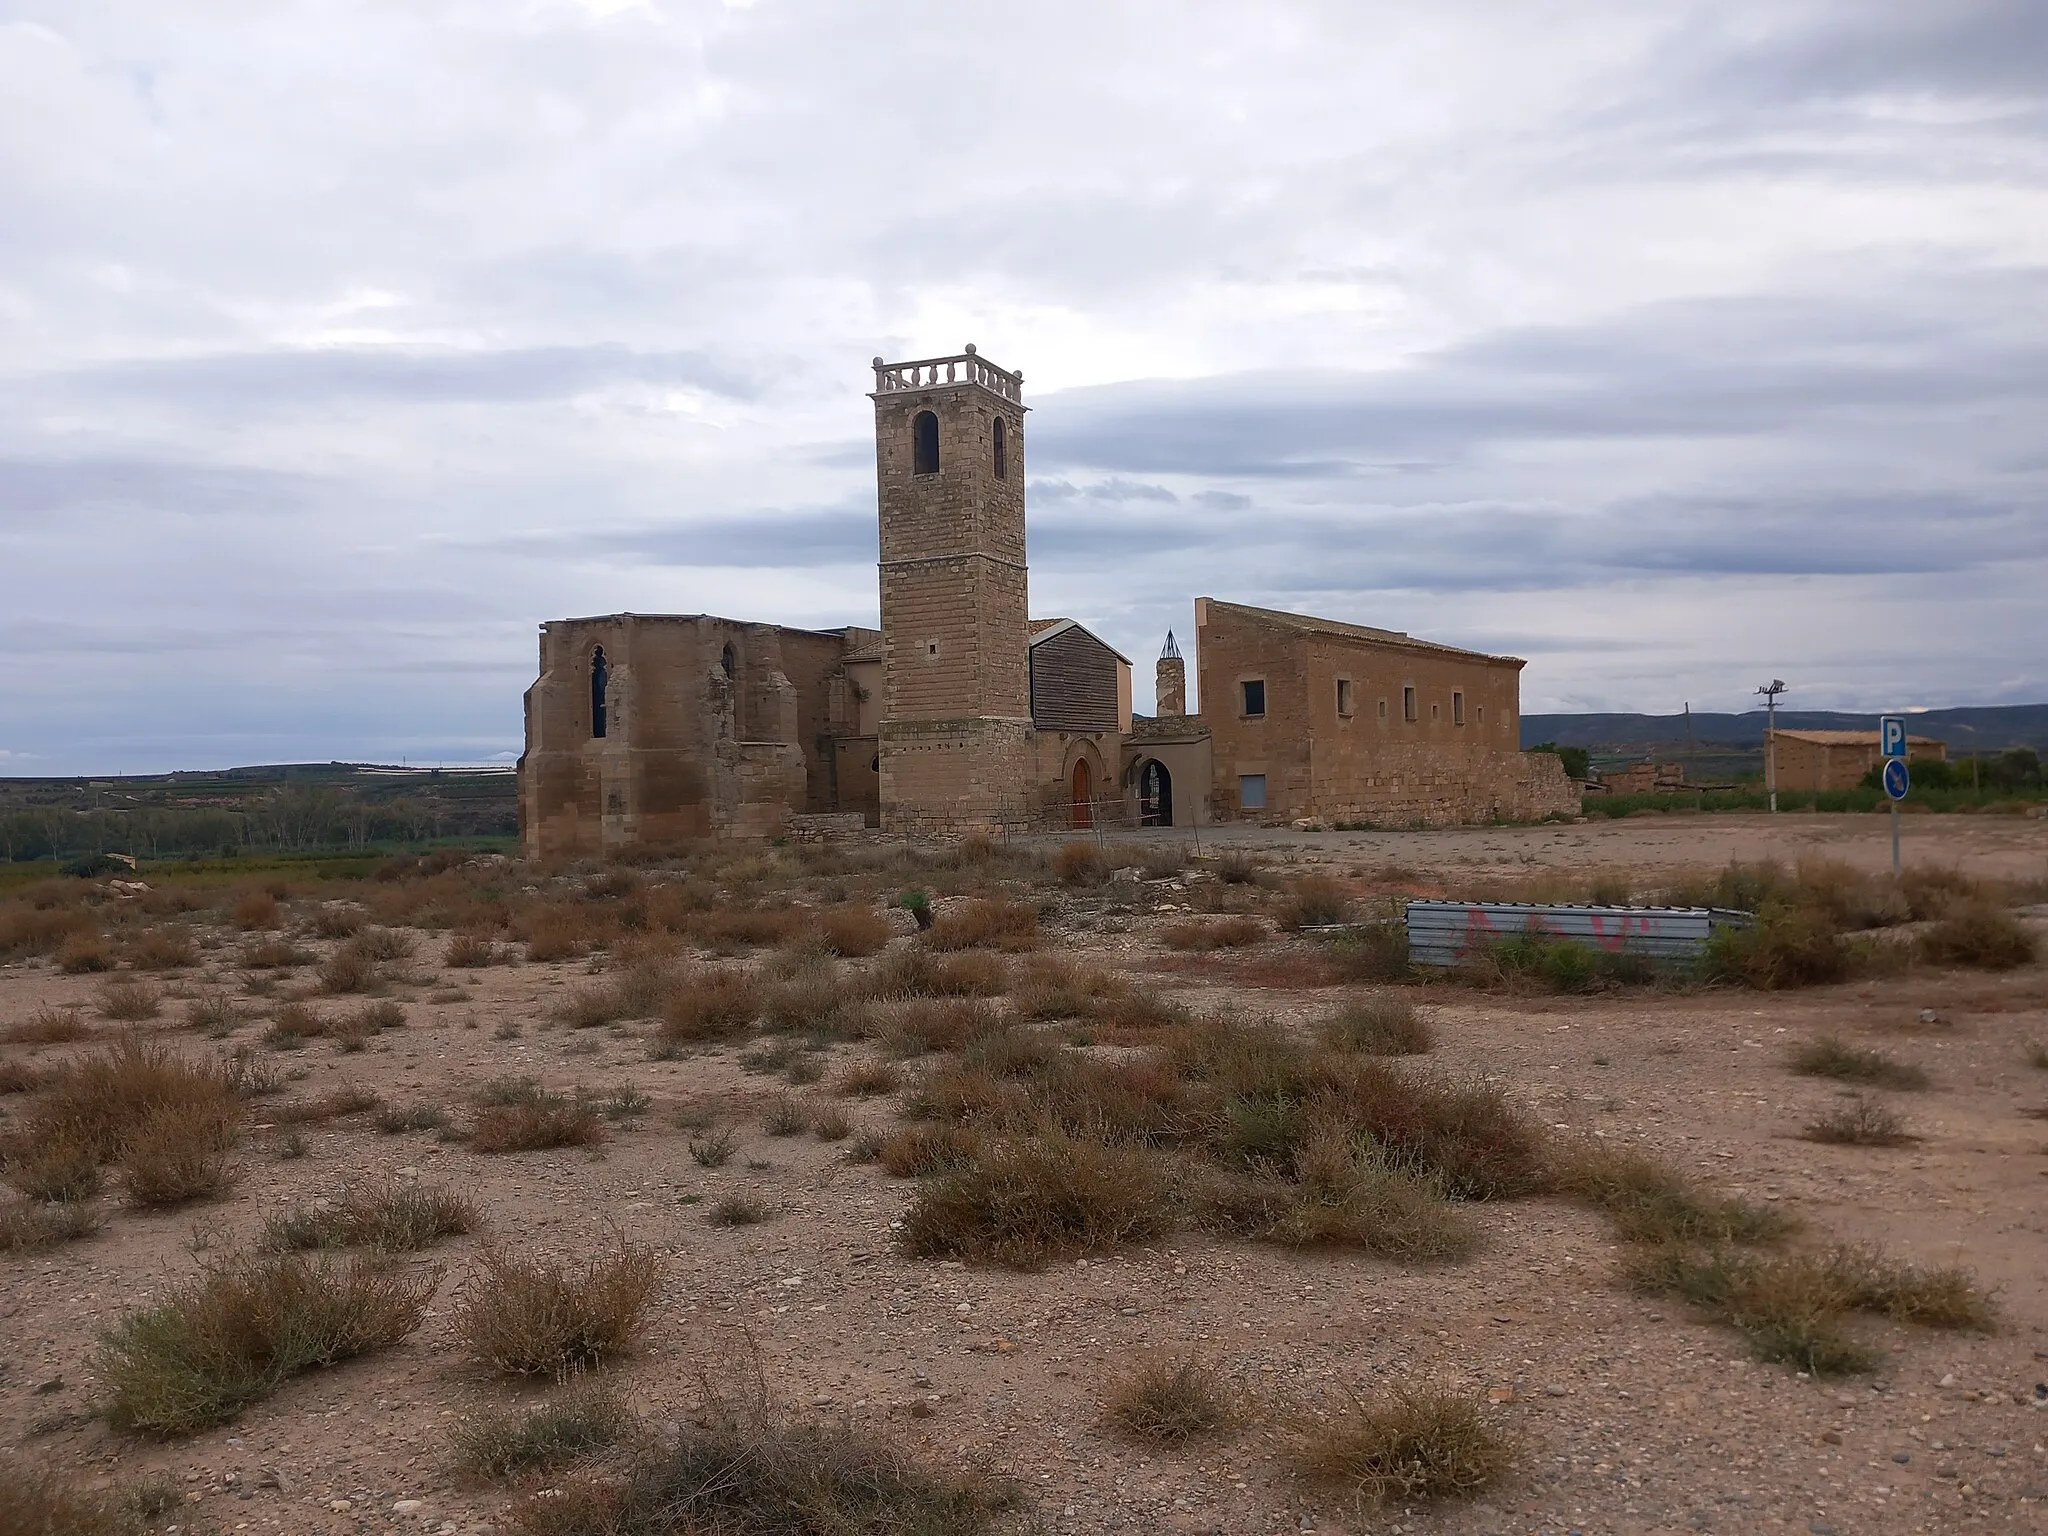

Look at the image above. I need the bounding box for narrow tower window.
[912,411,940,475]
[721,643,735,679]
[590,647,608,739]
[992,416,1007,479]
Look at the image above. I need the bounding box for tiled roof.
[1200,599,1524,666]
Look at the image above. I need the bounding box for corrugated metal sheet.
[1404,900,1752,967]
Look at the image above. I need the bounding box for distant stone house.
[518,348,1579,855]
[1771,729,1947,794]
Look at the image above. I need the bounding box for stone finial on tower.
[1156,630,1186,717]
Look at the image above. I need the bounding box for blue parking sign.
[1880,716,1907,759]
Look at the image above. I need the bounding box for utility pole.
[1756,680,1786,813]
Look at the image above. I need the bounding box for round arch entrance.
[1138,758,1173,827]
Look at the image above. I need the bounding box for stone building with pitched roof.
[518,349,1575,855]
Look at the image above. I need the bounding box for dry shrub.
[262,1183,479,1252]
[1320,994,1432,1055]
[1160,915,1265,952]
[118,1099,239,1206]
[238,935,310,969]
[505,1383,1015,1536]
[445,932,500,968]
[811,1104,853,1141]
[873,947,1008,999]
[1012,956,1128,1021]
[1802,1093,1916,1147]
[266,1085,383,1125]
[1787,1036,1928,1089]
[1548,1141,1791,1247]
[458,1241,663,1376]
[453,1381,634,1479]
[1294,1386,1513,1508]
[761,1095,810,1136]
[127,924,199,971]
[882,998,1000,1057]
[879,1124,982,1178]
[833,1059,901,1097]
[472,1088,604,1153]
[0,1195,105,1252]
[1327,923,1413,983]
[375,1102,452,1135]
[1917,903,2036,970]
[98,980,161,1021]
[926,898,1041,953]
[56,929,115,974]
[1704,907,1852,988]
[183,994,240,1034]
[1053,841,1107,886]
[654,968,760,1045]
[900,1134,1171,1267]
[0,899,98,961]
[1252,1133,1478,1259]
[0,1059,39,1093]
[0,1464,140,1535]
[759,963,866,1039]
[1623,1243,1993,1374]
[1101,1355,1236,1445]
[708,1194,769,1227]
[695,906,805,949]
[9,1037,240,1205]
[1277,875,1353,931]
[310,904,365,939]
[231,889,281,930]
[522,910,592,963]
[6,1003,93,1043]
[815,904,892,958]
[96,1250,437,1434]
[317,946,376,995]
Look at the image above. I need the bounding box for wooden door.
[1070,758,1094,829]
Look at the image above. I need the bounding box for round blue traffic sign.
[1882,757,1910,800]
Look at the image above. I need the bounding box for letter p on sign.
[1881,716,1907,759]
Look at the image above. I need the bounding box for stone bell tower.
[870,345,1032,830]
[1156,630,1186,717]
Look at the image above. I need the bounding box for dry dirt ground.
[4,814,2047,1536]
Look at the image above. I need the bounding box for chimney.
[1155,631,1185,717]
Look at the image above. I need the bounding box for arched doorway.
[1139,759,1173,827]
[1070,758,1094,829]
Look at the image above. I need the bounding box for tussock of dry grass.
[1801,1093,1916,1147]
[1320,993,1432,1055]
[879,1124,982,1178]
[1548,1141,1792,1247]
[1916,902,2037,970]
[262,1183,479,1252]
[814,904,893,957]
[873,947,1009,1000]
[1787,1036,1928,1090]
[1101,1355,1236,1445]
[125,924,199,971]
[882,997,1000,1057]
[1294,1386,1513,1508]
[833,1059,901,1097]
[0,1059,39,1093]
[505,1380,1016,1536]
[56,930,115,974]
[0,1464,142,1536]
[654,967,760,1045]
[266,1085,383,1125]
[458,1242,663,1376]
[1276,874,1353,930]
[471,1083,604,1153]
[95,1251,437,1435]
[444,932,501,968]
[97,981,161,1021]
[1623,1242,1994,1374]
[1053,842,1107,886]
[900,1134,1171,1267]
[5,1003,93,1043]
[453,1381,634,1479]
[925,898,1041,952]
[1159,915,1265,952]
[238,935,312,969]
[0,1194,105,1252]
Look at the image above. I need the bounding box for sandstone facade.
[518,349,1578,855]
[1771,729,1947,794]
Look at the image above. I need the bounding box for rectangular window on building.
[1453,691,1465,725]
[1378,698,1388,720]
[1402,685,1417,722]
[1477,705,1485,725]
[1336,678,1354,717]
[1241,679,1266,717]
[1238,773,1267,810]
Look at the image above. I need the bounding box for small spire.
[1160,630,1181,660]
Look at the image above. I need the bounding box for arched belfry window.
[992,416,1007,479]
[912,410,939,476]
[589,647,609,739]
[721,643,735,680]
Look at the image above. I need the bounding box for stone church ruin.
[518,348,1577,856]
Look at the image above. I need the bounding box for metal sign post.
[1880,716,1908,876]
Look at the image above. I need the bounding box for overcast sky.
[2,0,2044,773]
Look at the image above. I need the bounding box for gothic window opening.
[590,647,609,739]
[913,410,940,475]
[721,643,735,679]
[1139,759,1173,827]
[993,416,1007,479]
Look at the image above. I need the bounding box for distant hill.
[1521,704,2048,757]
